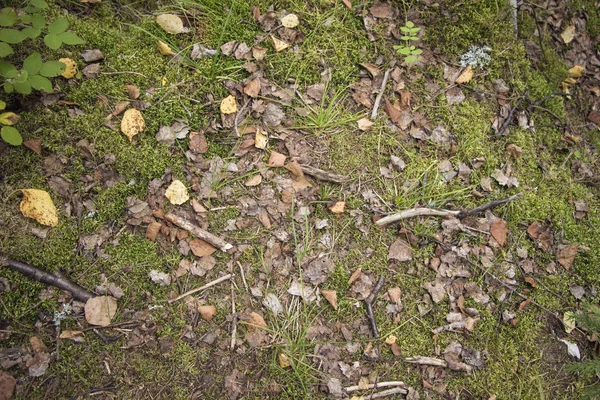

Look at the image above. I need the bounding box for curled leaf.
[198,305,216,321]
[20,189,58,227]
[157,40,175,56]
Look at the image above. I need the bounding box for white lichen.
[460,45,492,68]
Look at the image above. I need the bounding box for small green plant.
[0,99,22,145]
[566,303,600,398]
[393,21,422,64]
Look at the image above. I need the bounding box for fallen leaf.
[220,95,238,114]
[490,220,507,246]
[30,336,48,353]
[20,189,58,227]
[281,13,299,28]
[0,371,16,400]
[563,311,576,333]
[568,65,585,78]
[342,0,353,9]
[524,276,536,288]
[505,144,523,158]
[385,335,397,345]
[557,244,579,270]
[59,58,77,79]
[156,14,188,34]
[278,352,292,368]
[388,238,412,262]
[59,330,85,342]
[560,339,580,359]
[120,109,145,141]
[189,131,208,154]
[245,174,262,187]
[267,151,286,167]
[0,112,19,125]
[84,296,117,327]
[321,290,338,310]
[165,180,189,205]
[198,305,216,321]
[23,139,42,155]
[329,201,346,214]
[247,312,267,331]
[517,298,531,312]
[244,78,261,98]
[189,239,217,257]
[149,270,171,286]
[357,118,374,131]
[271,35,289,52]
[252,46,267,60]
[80,49,104,62]
[455,66,473,84]
[588,110,600,126]
[561,25,576,44]
[157,40,175,55]
[423,280,445,303]
[348,268,362,285]
[384,99,402,122]
[112,101,130,116]
[255,126,268,149]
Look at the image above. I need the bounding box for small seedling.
[394,21,422,64]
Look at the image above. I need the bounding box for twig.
[371,69,392,120]
[509,0,518,36]
[1,258,94,302]
[345,381,407,393]
[365,276,385,338]
[299,164,349,184]
[376,193,523,226]
[165,213,233,252]
[81,321,140,332]
[100,71,147,78]
[168,274,233,303]
[233,100,250,137]
[365,387,408,399]
[404,356,447,367]
[496,95,526,137]
[230,283,237,350]
[236,261,249,292]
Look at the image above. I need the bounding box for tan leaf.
[348,268,361,285]
[384,99,402,122]
[29,336,48,353]
[357,118,374,131]
[292,176,312,190]
[112,100,130,116]
[271,35,289,52]
[342,0,353,9]
[189,131,208,154]
[568,65,585,78]
[120,109,145,141]
[505,143,522,158]
[280,13,299,28]
[490,220,507,247]
[59,58,77,79]
[244,78,261,98]
[321,290,338,310]
[59,330,85,342]
[252,47,267,60]
[0,371,16,400]
[220,95,238,114]
[524,276,536,287]
[84,296,117,327]
[284,160,304,177]
[157,40,175,55]
[385,335,397,345]
[360,62,381,77]
[388,238,412,262]
[126,84,140,99]
[165,179,189,205]
[20,189,58,227]
[189,239,217,257]
[267,151,286,167]
[245,174,262,187]
[23,139,42,156]
[247,311,267,331]
[328,201,345,214]
[156,14,187,34]
[557,244,579,270]
[198,305,216,321]
[278,352,292,368]
[561,25,576,43]
[0,111,19,125]
[146,221,162,242]
[455,66,473,84]
[563,311,576,334]
[255,126,268,149]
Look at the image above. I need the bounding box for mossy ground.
[0,0,599,399]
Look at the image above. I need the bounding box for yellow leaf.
[84,296,117,327]
[59,58,77,79]
[278,352,291,368]
[561,25,576,44]
[165,179,189,205]
[385,335,397,345]
[271,35,289,52]
[20,189,58,227]
[280,14,299,28]
[455,66,473,84]
[120,108,145,141]
[157,40,175,56]
[156,14,187,34]
[0,100,6,111]
[220,95,238,114]
[328,201,346,214]
[568,65,585,78]
[563,311,576,334]
[245,174,262,187]
[255,126,268,149]
[198,305,216,321]
[0,111,20,126]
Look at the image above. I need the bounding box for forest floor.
[1,0,600,399]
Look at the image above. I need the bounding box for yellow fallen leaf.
[84,296,117,327]
[561,25,576,44]
[59,58,77,79]
[271,35,289,52]
[279,352,292,368]
[281,13,299,28]
[20,189,58,227]
[329,201,346,214]
[455,66,473,84]
[0,100,6,110]
[156,14,187,34]
[157,40,175,56]
[568,65,585,78]
[0,111,20,126]
[220,95,238,114]
[247,311,267,331]
[255,126,268,149]
[357,118,373,131]
[245,174,262,187]
[385,335,397,345]
[120,108,145,141]
[198,305,216,321]
[563,311,576,334]
[165,179,189,205]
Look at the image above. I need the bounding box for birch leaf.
[165,179,189,205]
[455,66,473,84]
[84,296,117,327]
[120,109,145,141]
[220,95,237,114]
[156,14,188,34]
[281,14,299,28]
[20,189,58,227]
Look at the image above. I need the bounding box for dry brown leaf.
[146,221,162,242]
[157,40,175,55]
[245,174,262,187]
[59,330,85,342]
[120,109,145,141]
[517,298,531,312]
[255,126,268,149]
[557,244,579,270]
[281,13,299,28]
[561,25,576,43]
[285,160,305,177]
[271,35,289,52]
[455,66,473,84]
[524,276,536,287]
[252,47,267,60]
[20,189,58,227]
[165,179,189,205]
[342,0,353,9]
[384,99,402,123]
[505,144,523,158]
[0,371,16,400]
[244,78,261,98]
[29,336,48,353]
[126,84,140,100]
[112,100,130,116]
[360,62,381,77]
[84,296,117,327]
[388,238,412,262]
[328,201,346,214]
[267,151,286,167]
[59,58,77,79]
[321,290,338,310]
[348,268,362,285]
[490,220,507,247]
[198,305,216,321]
[156,14,187,34]
[357,118,374,131]
[220,95,238,114]
[23,139,42,156]
[189,239,217,257]
[247,311,267,331]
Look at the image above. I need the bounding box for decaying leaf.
[561,25,576,44]
[267,151,286,167]
[0,112,19,125]
[247,312,267,330]
[563,311,576,334]
[490,220,507,247]
[59,330,85,342]
[271,35,289,52]
[220,95,238,114]
[120,108,145,141]
[321,290,338,310]
[557,244,579,270]
[0,371,16,400]
[568,65,585,78]
[157,40,175,55]
[278,352,292,368]
[23,139,42,156]
[280,14,299,28]
[244,78,261,98]
[255,126,268,149]
[58,58,77,79]
[189,239,217,257]
[357,118,374,131]
[245,174,262,187]
[455,66,473,84]
[84,296,117,327]
[388,238,412,262]
[20,189,58,227]
[165,179,189,205]
[156,14,188,34]
[198,305,216,321]
[348,268,362,285]
[329,201,345,214]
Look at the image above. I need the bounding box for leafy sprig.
[393,21,422,64]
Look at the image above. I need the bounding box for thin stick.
[1,258,94,302]
[376,193,523,226]
[496,94,526,137]
[365,276,385,338]
[168,274,233,304]
[233,100,250,137]
[345,381,407,392]
[367,387,408,399]
[404,356,447,367]
[165,213,233,252]
[230,282,237,350]
[236,261,249,292]
[371,69,392,120]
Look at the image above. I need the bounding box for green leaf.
[31,14,46,29]
[13,79,32,94]
[48,17,68,35]
[0,100,5,110]
[412,49,423,55]
[4,69,17,79]
[0,29,27,44]
[21,14,32,24]
[409,27,420,33]
[58,31,84,45]
[39,61,65,77]
[400,27,410,32]
[0,42,12,57]
[0,8,18,27]
[409,36,419,41]
[44,33,62,49]
[15,69,28,83]
[401,35,411,40]
[30,0,49,9]
[405,21,414,28]
[21,27,41,39]
[28,74,53,92]
[405,55,417,64]
[1,126,22,145]
[23,52,43,75]
[0,60,16,75]
[396,47,410,55]
[3,82,13,93]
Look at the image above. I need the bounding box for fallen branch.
[404,356,447,367]
[1,258,94,302]
[230,280,238,350]
[365,276,385,338]
[345,381,407,393]
[376,193,523,226]
[299,164,349,184]
[168,273,233,304]
[371,68,392,120]
[364,387,408,399]
[165,213,233,252]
